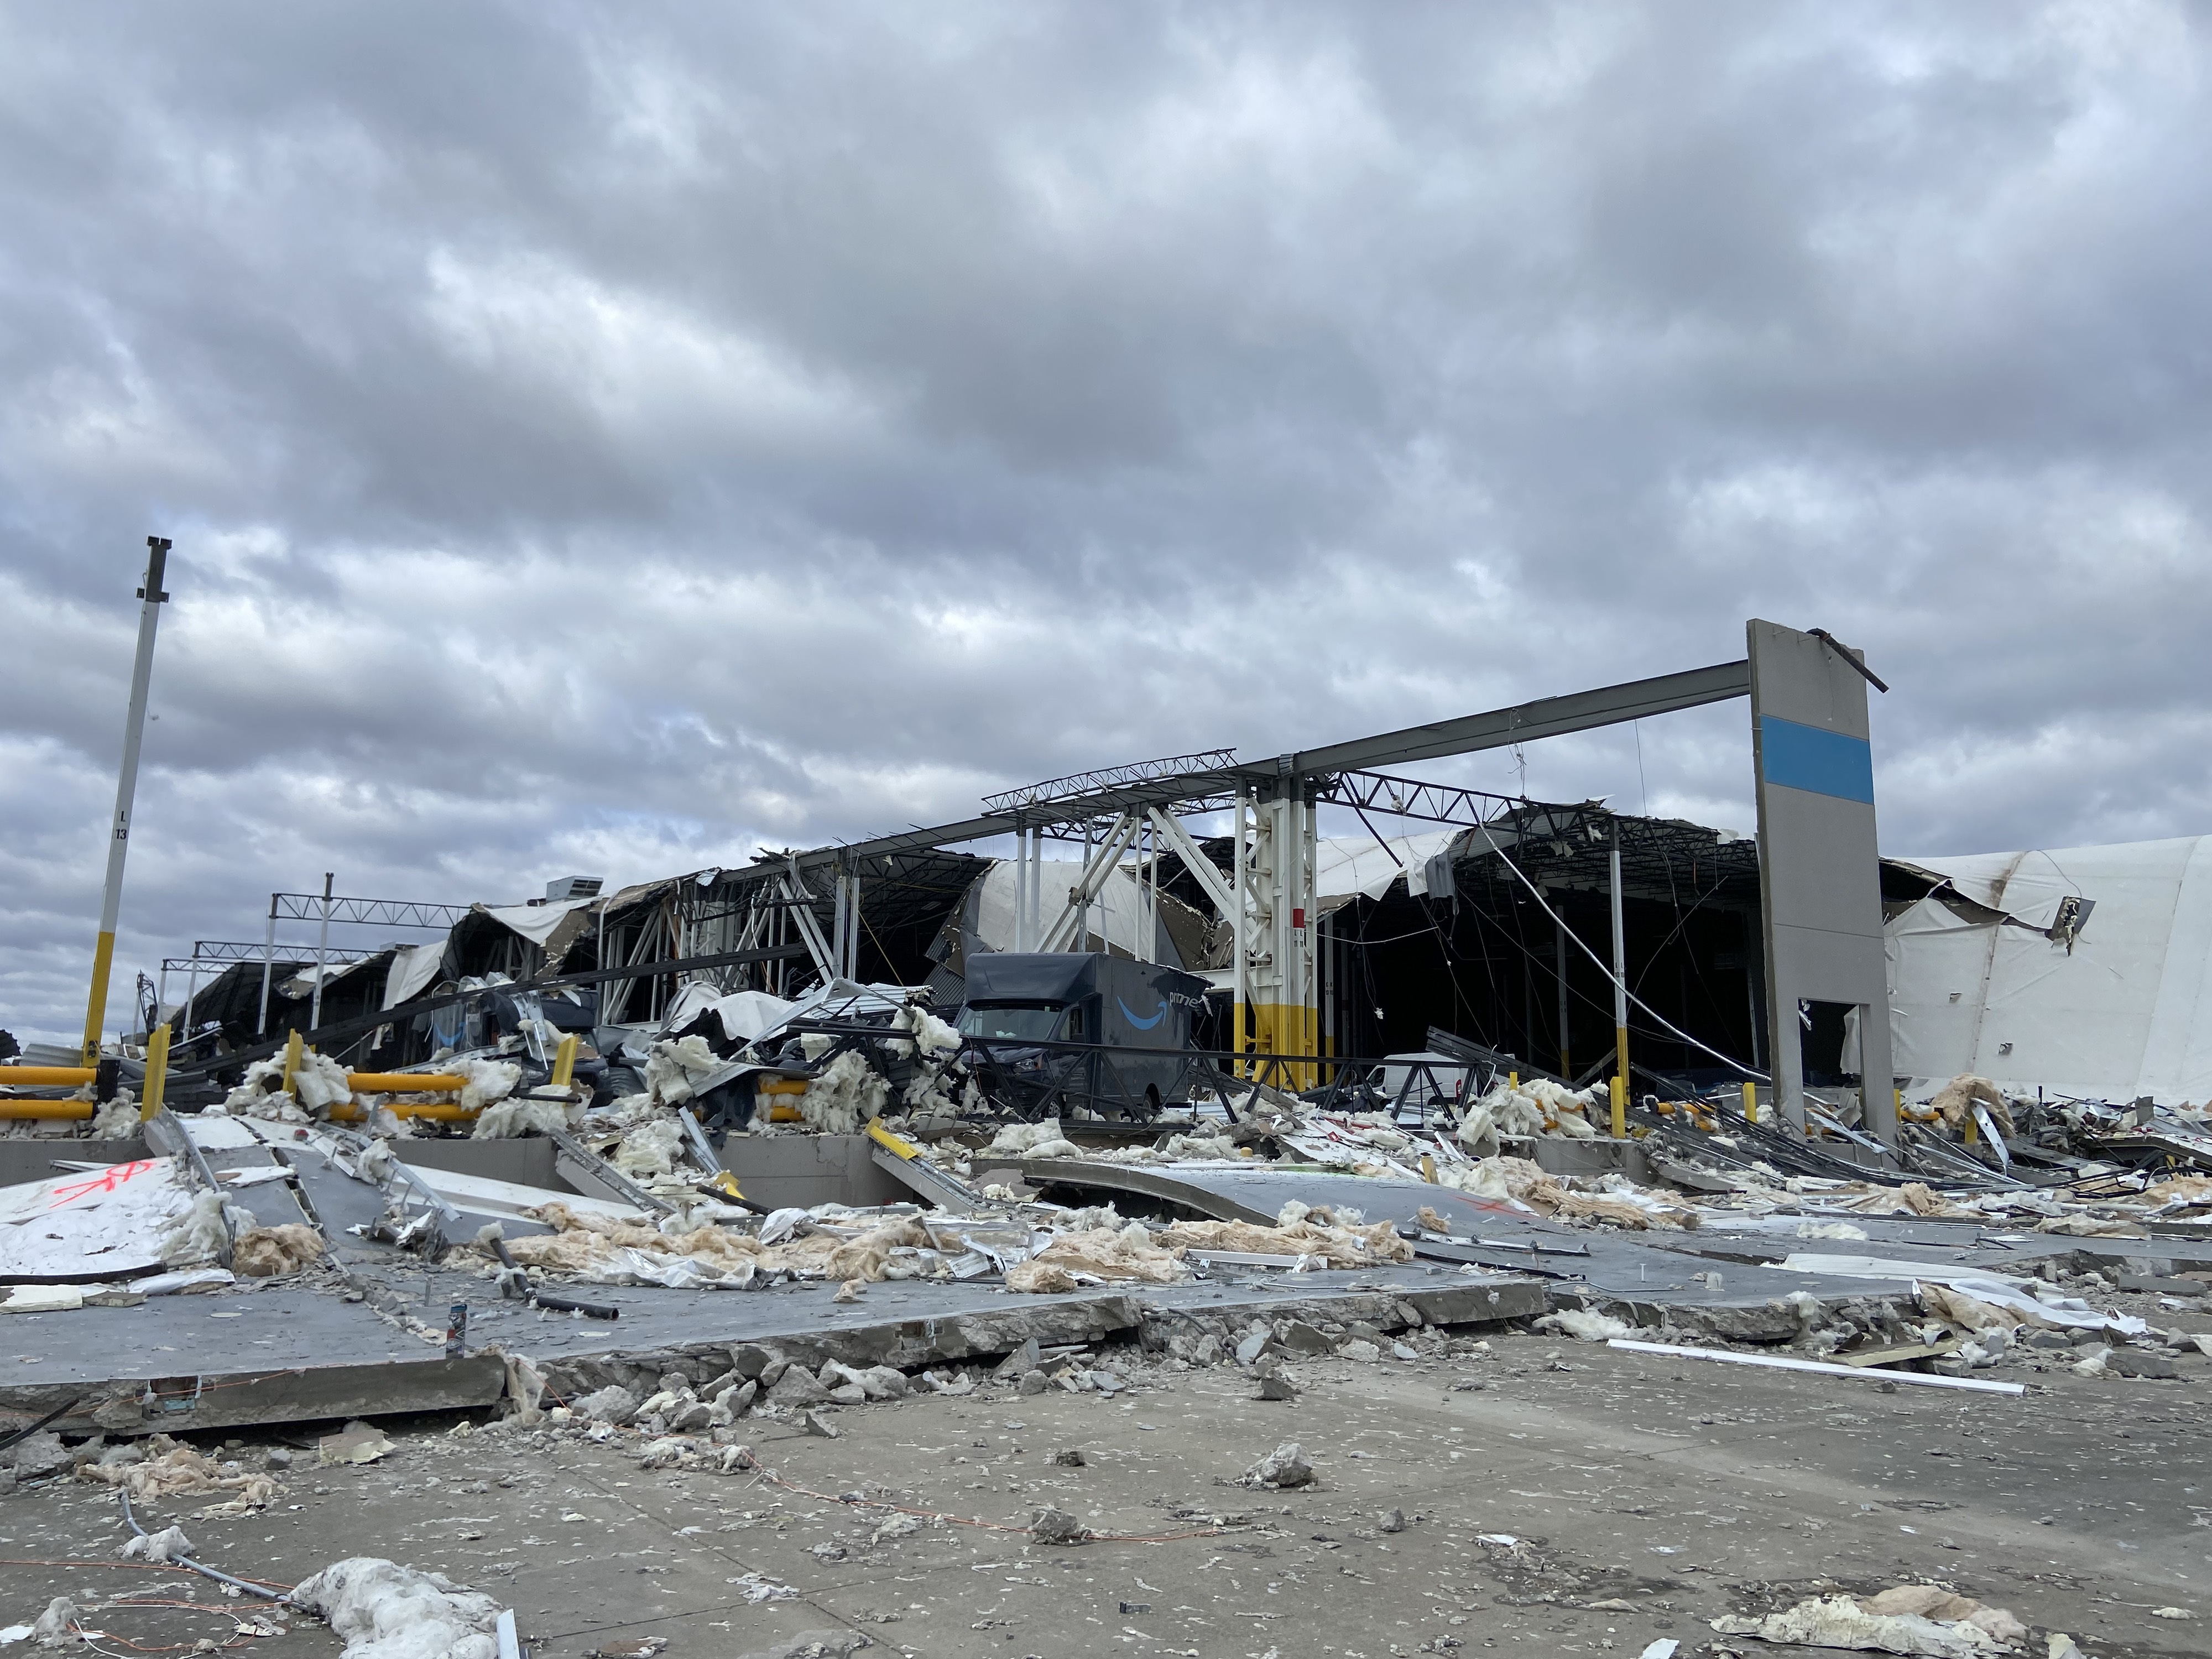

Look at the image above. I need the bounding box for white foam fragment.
[291,1557,504,1659]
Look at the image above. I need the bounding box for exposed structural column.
[81,536,171,1066]
[258,897,279,1036]
[309,872,335,1030]
[1236,771,1319,1084]
[1608,827,1629,1136]
[1555,910,1571,1077]
[830,864,864,982]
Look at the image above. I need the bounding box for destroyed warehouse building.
[5,618,2211,1658]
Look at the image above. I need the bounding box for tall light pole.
[80,536,171,1067]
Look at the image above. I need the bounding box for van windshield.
[958,1004,1065,1042]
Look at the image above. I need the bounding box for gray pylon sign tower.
[1748,618,1895,1142]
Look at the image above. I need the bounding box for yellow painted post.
[281,1029,304,1094]
[80,931,118,1069]
[550,1034,578,1092]
[138,1022,170,1122]
[1507,1071,1518,1089]
[1963,1109,1978,1146]
[1743,1080,1758,1125]
[1609,1073,1626,1139]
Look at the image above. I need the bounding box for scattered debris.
[1029,1507,1089,1545]
[1713,1589,2026,1657]
[118,1524,194,1563]
[316,1423,395,1467]
[81,1436,277,1512]
[1239,1442,1314,1489]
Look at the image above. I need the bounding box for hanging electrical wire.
[1472,818,1770,1083]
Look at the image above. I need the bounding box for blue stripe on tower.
[1759,714,1875,805]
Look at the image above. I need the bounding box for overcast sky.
[5,2,2210,1041]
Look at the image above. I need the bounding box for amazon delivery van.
[958,952,1209,1116]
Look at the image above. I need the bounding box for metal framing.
[258,885,465,1037]
[175,646,1893,1141]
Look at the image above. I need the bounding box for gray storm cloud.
[4,2,2210,1037]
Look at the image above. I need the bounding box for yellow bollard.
[550,1034,578,1092]
[82,931,119,1070]
[139,1023,171,1121]
[1610,1074,1627,1139]
[1507,1071,1518,1089]
[281,1030,305,1095]
[1964,1109,1979,1146]
[1743,1080,1758,1125]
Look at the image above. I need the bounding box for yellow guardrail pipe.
[327,1099,481,1123]
[345,1073,469,1093]
[0,1100,95,1120]
[0,1067,99,1087]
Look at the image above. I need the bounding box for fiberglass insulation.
[290,1557,505,1659]
[505,1202,931,1288]
[797,1050,889,1134]
[471,1093,575,1139]
[645,1036,722,1105]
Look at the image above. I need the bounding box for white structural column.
[1232,784,1250,1061]
[1609,834,1629,1115]
[257,902,278,1036]
[1012,823,1030,951]
[309,872,334,1030]
[80,536,171,1066]
[1236,784,1319,1080]
[1027,827,1043,952]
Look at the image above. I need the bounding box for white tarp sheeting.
[474,895,598,948]
[1883,835,2212,1103]
[657,983,797,1043]
[279,956,375,999]
[1316,831,1459,904]
[383,938,450,1010]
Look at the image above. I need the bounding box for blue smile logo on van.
[1116,997,1165,1030]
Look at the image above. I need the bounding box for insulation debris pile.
[480,1191,1412,1298]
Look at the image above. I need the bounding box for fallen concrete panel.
[0,1282,504,1436]
[0,1156,192,1283]
[0,1146,1552,1437]
[1017,1156,1936,1329]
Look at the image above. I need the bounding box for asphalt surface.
[4,1322,2208,1658]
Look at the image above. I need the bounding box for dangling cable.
[1472,820,1770,1083]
